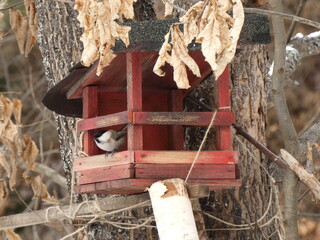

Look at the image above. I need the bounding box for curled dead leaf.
[153,32,172,77]
[75,0,134,74]
[9,0,38,57]
[12,99,22,125]
[162,0,174,17]
[21,136,38,171]
[27,175,59,204]
[4,229,21,240]
[154,0,244,85]
[0,153,11,178]
[0,179,8,208]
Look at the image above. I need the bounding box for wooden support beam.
[134,112,235,126]
[127,53,143,150]
[76,179,242,195]
[82,86,99,155]
[135,151,238,164]
[77,111,131,131]
[135,164,237,179]
[215,67,232,150]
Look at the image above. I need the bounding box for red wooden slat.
[134,112,235,126]
[74,151,134,171]
[135,164,236,179]
[75,179,242,194]
[135,150,238,164]
[127,53,143,150]
[77,164,134,184]
[169,90,184,150]
[77,111,131,131]
[83,86,99,155]
[216,66,232,150]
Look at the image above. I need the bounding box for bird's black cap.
[94,131,107,139]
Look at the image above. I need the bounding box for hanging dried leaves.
[154,0,244,89]
[24,174,59,205]
[161,0,175,16]
[75,0,136,76]
[0,95,57,205]
[9,0,38,57]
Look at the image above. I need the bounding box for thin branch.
[232,124,288,169]
[269,1,300,239]
[286,0,308,42]
[0,193,150,230]
[244,7,320,29]
[0,1,23,11]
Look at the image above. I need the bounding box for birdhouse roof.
[43,16,270,118]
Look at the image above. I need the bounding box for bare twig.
[244,7,320,29]
[232,124,288,169]
[0,1,23,11]
[286,0,308,42]
[269,1,301,239]
[0,193,150,230]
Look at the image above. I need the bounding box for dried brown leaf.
[171,25,200,88]
[9,2,38,58]
[9,9,28,56]
[75,0,134,75]
[3,121,19,144]
[12,98,22,125]
[213,0,244,78]
[0,179,8,208]
[28,175,59,204]
[154,25,200,89]
[180,1,204,44]
[119,0,136,19]
[9,153,17,190]
[0,95,13,121]
[162,0,174,17]
[0,153,11,177]
[153,32,172,77]
[196,2,221,72]
[21,136,38,171]
[23,0,38,56]
[4,229,21,240]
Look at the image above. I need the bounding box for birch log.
[148,178,199,240]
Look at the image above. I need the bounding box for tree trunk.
[35,0,284,239]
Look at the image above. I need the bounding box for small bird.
[94,125,127,157]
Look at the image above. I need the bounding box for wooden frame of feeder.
[72,52,240,194]
[42,17,271,194]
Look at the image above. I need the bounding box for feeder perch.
[43,17,270,194]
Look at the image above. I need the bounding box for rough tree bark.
[186,45,285,239]
[35,0,284,239]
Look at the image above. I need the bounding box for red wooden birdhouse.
[43,18,270,194]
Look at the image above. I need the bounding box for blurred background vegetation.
[0,0,319,239]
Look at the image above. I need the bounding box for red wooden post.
[127,52,143,150]
[216,67,232,150]
[169,90,184,150]
[83,86,99,155]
